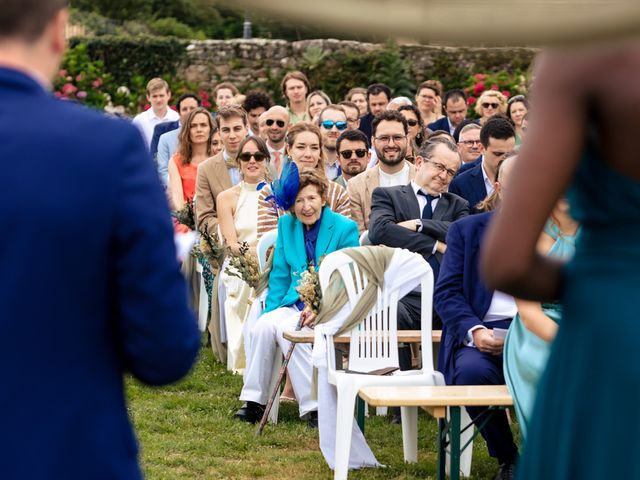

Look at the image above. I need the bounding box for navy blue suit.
[434,213,517,464]
[457,155,482,175]
[427,116,452,133]
[150,119,179,158]
[359,112,374,139]
[0,68,200,479]
[448,162,487,213]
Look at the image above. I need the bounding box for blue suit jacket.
[0,68,199,479]
[150,119,179,157]
[157,127,180,187]
[434,213,494,383]
[427,116,452,133]
[265,208,359,312]
[448,162,487,213]
[457,155,482,175]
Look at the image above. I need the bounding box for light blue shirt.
[157,127,180,188]
[223,150,240,186]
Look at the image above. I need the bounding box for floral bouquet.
[295,262,323,314]
[199,225,224,271]
[172,199,196,231]
[225,241,262,290]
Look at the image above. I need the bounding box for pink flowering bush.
[463,71,529,118]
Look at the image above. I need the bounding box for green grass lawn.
[127,338,518,479]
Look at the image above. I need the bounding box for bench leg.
[356,396,366,434]
[449,406,461,480]
[437,418,447,480]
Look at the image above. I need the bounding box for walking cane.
[255,314,306,436]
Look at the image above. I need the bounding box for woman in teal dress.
[482,41,640,479]
[503,201,579,440]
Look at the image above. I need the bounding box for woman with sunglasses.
[306,90,331,122]
[398,104,425,148]
[474,90,508,125]
[506,95,529,145]
[216,135,269,372]
[257,122,351,239]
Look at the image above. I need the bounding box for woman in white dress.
[216,136,269,373]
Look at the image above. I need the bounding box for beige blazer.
[195,152,232,235]
[347,161,415,233]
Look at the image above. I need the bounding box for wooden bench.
[359,385,513,480]
[283,329,441,344]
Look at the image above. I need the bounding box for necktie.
[273,151,282,175]
[417,191,440,219]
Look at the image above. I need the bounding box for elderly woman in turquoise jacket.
[236,167,359,426]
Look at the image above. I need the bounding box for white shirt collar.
[481,162,495,195]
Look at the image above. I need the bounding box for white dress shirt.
[132,107,179,149]
[379,163,410,187]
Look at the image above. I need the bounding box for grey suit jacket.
[368,183,470,261]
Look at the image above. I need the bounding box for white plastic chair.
[358,230,371,246]
[195,261,208,332]
[319,249,445,480]
[256,229,281,424]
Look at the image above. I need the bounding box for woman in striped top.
[257,122,351,239]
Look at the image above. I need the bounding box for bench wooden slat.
[358,385,513,411]
[283,329,441,344]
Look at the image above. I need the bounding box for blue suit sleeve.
[448,176,463,197]
[157,133,171,188]
[341,219,360,249]
[264,217,291,312]
[112,126,199,385]
[433,221,483,346]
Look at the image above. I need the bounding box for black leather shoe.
[390,407,402,425]
[495,461,515,480]
[234,401,265,424]
[306,411,318,428]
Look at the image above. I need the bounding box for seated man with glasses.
[449,116,516,213]
[347,110,416,234]
[333,129,370,188]
[456,123,484,174]
[368,138,469,402]
[317,104,349,181]
[263,106,291,178]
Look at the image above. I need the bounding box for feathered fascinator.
[265,161,300,211]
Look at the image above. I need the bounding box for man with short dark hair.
[347,110,415,233]
[317,104,348,180]
[428,89,468,135]
[449,116,516,212]
[334,129,370,187]
[338,100,361,131]
[0,2,199,477]
[359,83,391,139]
[195,105,248,236]
[155,93,200,186]
[243,89,273,137]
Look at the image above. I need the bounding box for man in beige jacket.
[195,105,248,237]
[347,110,415,234]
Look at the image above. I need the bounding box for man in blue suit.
[0,2,200,479]
[448,116,515,212]
[150,92,200,165]
[427,89,468,135]
[434,155,519,480]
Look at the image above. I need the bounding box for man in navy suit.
[434,155,519,480]
[0,2,200,478]
[150,92,200,163]
[448,116,515,212]
[359,83,391,139]
[428,89,468,135]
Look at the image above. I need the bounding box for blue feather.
[266,161,300,211]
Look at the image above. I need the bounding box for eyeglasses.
[374,134,407,144]
[459,139,481,147]
[340,149,367,159]
[426,160,457,178]
[482,102,500,109]
[320,120,348,131]
[238,152,267,162]
[265,119,286,128]
[406,119,419,127]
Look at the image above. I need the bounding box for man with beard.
[368,138,469,417]
[359,83,391,139]
[334,129,370,188]
[317,104,348,180]
[242,89,273,137]
[347,110,415,233]
[263,105,290,178]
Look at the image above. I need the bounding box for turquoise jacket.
[264,207,359,312]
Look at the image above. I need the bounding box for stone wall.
[182,38,538,94]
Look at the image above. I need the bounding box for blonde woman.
[474,90,507,125]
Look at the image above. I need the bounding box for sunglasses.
[266,119,286,128]
[340,149,367,159]
[482,102,500,109]
[238,152,267,162]
[320,120,348,131]
[406,119,419,127]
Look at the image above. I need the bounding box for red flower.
[58,69,67,78]
[473,73,486,81]
[501,91,511,98]
[467,96,476,106]
[463,88,470,95]
[92,78,103,88]
[143,103,151,111]
[201,99,212,109]
[62,83,77,96]
[198,89,209,100]
[491,84,499,91]
[170,105,177,111]
[76,74,83,82]
[473,82,485,96]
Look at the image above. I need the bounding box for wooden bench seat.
[283,329,441,344]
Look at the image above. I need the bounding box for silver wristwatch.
[415,219,422,232]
